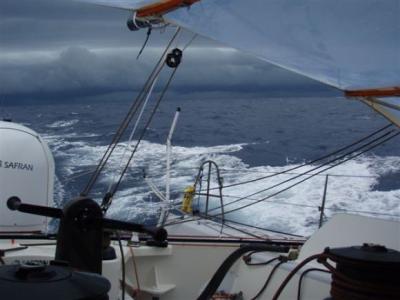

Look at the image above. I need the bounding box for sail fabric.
[166,0,400,91]
[362,97,400,127]
[79,0,158,10]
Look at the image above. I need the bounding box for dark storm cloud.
[0,46,337,100]
[0,0,140,50]
[0,0,338,101]
[0,0,208,50]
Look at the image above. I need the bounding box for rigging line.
[81,27,181,196]
[136,27,152,60]
[145,177,167,201]
[64,169,97,183]
[196,192,318,209]
[183,33,198,51]
[82,62,163,195]
[110,67,180,198]
[107,74,160,193]
[204,123,393,191]
[207,129,397,214]
[206,169,377,178]
[217,131,400,217]
[159,166,377,178]
[196,213,269,240]
[324,207,400,218]
[116,231,126,300]
[83,54,166,196]
[198,192,400,218]
[81,87,143,196]
[162,212,303,238]
[161,215,201,228]
[205,215,304,238]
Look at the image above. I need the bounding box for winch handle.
[6,196,167,242]
[102,218,167,242]
[7,196,63,218]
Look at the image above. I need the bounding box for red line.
[345,86,400,98]
[137,0,200,17]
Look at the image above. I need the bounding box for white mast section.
[166,107,181,204]
[157,107,181,227]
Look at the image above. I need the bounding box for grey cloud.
[1,0,338,102]
[0,0,212,50]
[0,46,338,100]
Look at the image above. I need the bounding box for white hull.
[1,214,398,299]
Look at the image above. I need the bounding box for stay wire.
[163,212,303,238]
[109,67,180,198]
[197,192,400,218]
[207,128,397,214]
[83,59,165,196]
[203,214,304,238]
[210,215,304,238]
[217,131,400,217]
[107,73,160,193]
[194,213,269,240]
[204,123,393,191]
[81,27,181,196]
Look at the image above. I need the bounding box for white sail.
[79,0,158,10]
[79,0,400,125]
[165,0,400,91]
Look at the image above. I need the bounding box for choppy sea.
[4,95,400,236]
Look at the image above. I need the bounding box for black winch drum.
[326,244,400,300]
[0,263,110,300]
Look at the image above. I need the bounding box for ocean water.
[4,95,400,236]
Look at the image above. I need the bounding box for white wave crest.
[49,137,400,236]
[46,119,79,128]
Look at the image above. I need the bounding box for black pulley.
[325,244,400,300]
[166,48,182,68]
[0,263,110,300]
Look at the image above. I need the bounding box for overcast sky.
[0,0,339,103]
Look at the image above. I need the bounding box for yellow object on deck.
[181,186,195,213]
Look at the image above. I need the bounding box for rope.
[210,130,399,216]
[163,212,304,238]
[297,268,330,300]
[107,71,160,193]
[243,254,281,266]
[144,177,167,201]
[250,257,288,300]
[81,27,181,197]
[271,254,325,300]
[195,192,400,218]
[206,169,377,178]
[128,246,141,296]
[136,27,152,60]
[116,231,126,300]
[109,67,180,199]
[204,124,393,191]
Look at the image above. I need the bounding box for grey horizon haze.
[0,0,339,104]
